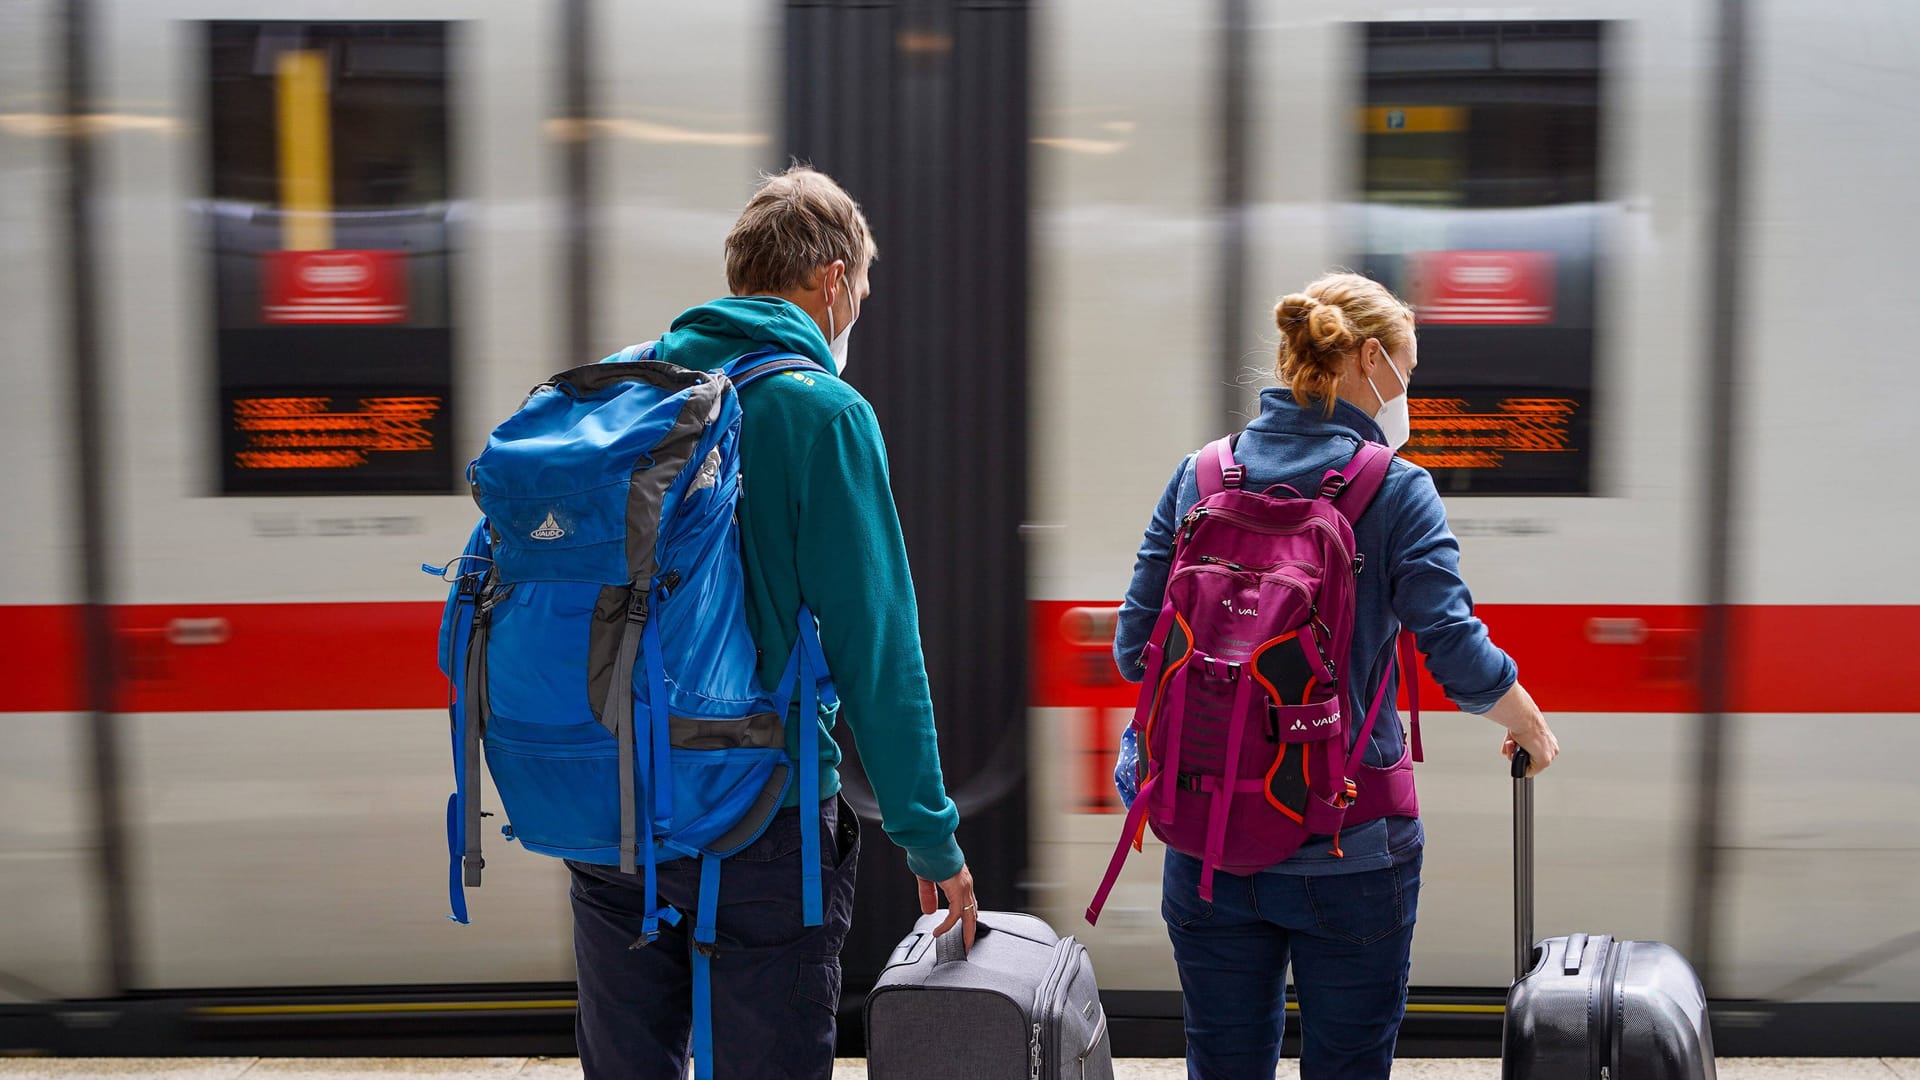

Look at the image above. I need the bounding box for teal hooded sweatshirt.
[646,296,965,883]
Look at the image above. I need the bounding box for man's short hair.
[725,165,878,297]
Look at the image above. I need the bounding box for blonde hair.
[725,165,879,296]
[1274,272,1415,415]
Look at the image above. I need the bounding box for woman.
[1113,272,1561,1078]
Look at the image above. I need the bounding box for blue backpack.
[428,344,834,1077]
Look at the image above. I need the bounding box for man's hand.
[916,864,978,951]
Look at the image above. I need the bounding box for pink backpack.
[1086,437,1423,924]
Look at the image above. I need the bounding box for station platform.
[0,1060,1915,1079]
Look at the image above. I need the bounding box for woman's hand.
[1487,681,1559,774]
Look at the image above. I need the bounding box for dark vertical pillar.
[64,0,135,994]
[1688,0,1751,993]
[782,0,1032,1033]
[1216,0,1252,426]
[562,0,594,363]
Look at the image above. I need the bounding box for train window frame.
[203,20,460,497]
[1352,20,1609,497]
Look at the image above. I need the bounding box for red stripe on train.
[0,601,1907,713]
[0,603,447,713]
[1031,601,1915,714]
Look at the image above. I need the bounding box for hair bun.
[1276,292,1355,356]
[1276,292,1319,328]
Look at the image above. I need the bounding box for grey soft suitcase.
[866,910,1114,1080]
[1502,751,1717,1079]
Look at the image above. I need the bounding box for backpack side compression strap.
[462,603,490,891]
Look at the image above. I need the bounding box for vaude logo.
[1221,597,1258,617]
[1290,710,1341,733]
[531,512,565,541]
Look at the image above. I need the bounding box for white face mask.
[1367,352,1411,451]
[825,276,857,375]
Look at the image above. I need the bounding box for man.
[567,165,979,1078]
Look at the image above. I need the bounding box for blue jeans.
[568,796,860,1080]
[1163,847,1422,1080]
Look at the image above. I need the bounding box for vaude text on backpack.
[1085,436,1423,924]
[428,344,833,1080]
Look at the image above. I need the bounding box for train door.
[0,0,111,1005]
[90,3,574,989]
[1710,2,1920,1011]
[1032,0,1726,998]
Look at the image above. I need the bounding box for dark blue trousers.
[569,796,860,1079]
[1163,847,1423,1079]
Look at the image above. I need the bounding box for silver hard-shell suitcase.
[1502,750,1717,1079]
[866,910,1114,1080]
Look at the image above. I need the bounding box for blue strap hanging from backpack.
[690,852,724,1080]
[771,605,832,928]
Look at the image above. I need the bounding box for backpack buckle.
[1334,778,1358,808]
[1222,465,1246,490]
[1319,473,1348,499]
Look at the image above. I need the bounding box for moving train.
[3,0,1915,1057]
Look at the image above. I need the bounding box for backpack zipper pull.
[1181,509,1208,546]
[1029,1022,1043,1080]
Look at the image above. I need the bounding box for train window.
[1355,21,1606,495]
[205,22,456,495]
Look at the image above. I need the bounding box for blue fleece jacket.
[1114,388,1518,875]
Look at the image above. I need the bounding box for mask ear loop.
[826,271,838,342]
[1363,340,1407,417]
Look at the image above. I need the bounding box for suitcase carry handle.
[935,924,985,966]
[1512,748,1533,982]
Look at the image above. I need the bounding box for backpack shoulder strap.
[1195,434,1243,498]
[723,348,825,390]
[1326,441,1394,524]
[611,340,659,364]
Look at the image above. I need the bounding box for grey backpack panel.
[866,911,1114,1080]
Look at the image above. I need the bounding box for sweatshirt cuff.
[1453,657,1519,715]
[904,835,966,883]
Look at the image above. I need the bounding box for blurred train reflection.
[1,0,1916,1057]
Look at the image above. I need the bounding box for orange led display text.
[232,395,443,470]
[1401,397,1578,471]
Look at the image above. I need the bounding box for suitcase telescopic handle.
[1512,748,1534,982]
